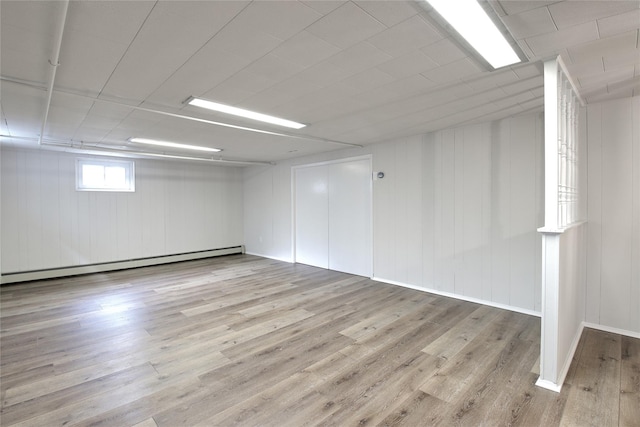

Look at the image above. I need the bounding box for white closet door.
[294,165,328,269]
[328,159,372,277]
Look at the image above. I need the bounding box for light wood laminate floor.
[1,255,638,426]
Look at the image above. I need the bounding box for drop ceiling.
[1,0,638,164]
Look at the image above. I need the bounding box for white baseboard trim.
[535,378,563,393]
[244,252,293,264]
[371,277,541,318]
[582,322,640,339]
[1,246,244,284]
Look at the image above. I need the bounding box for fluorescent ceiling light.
[129,137,221,152]
[425,0,521,69]
[188,98,306,129]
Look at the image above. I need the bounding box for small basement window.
[76,158,135,192]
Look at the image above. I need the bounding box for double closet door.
[294,156,372,277]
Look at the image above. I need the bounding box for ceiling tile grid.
[1,0,639,163]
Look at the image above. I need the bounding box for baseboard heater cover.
[1,246,245,284]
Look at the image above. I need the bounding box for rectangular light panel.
[425,0,521,69]
[188,98,306,129]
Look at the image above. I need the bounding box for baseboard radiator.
[0,246,244,285]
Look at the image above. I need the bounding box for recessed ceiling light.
[188,97,306,129]
[424,0,521,69]
[129,137,221,152]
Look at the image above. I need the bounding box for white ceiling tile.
[547,0,639,30]
[225,1,322,41]
[421,58,484,84]
[367,15,443,57]
[499,76,543,95]
[568,30,638,64]
[270,31,341,68]
[204,69,278,105]
[462,68,521,92]
[55,31,129,95]
[354,0,420,27]
[597,8,640,38]
[525,21,599,57]
[355,74,437,105]
[155,1,249,35]
[578,65,635,89]
[0,84,46,138]
[326,42,393,75]
[420,38,467,66]
[243,54,306,84]
[501,6,557,39]
[102,7,233,101]
[511,62,543,79]
[300,0,347,15]
[65,1,154,45]
[497,1,556,15]
[376,50,439,79]
[330,68,397,97]
[146,45,252,107]
[306,2,387,48]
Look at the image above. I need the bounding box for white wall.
[586,96,640,336]
[1,147,244,273]
[244,112,544,313]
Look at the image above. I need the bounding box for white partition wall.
[537,57,587,392]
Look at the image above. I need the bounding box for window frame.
[75,158,135,192]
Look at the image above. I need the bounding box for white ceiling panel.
[270,31,342,68]
[376,50,438,79]
[64,1,154,45]
[525,21,600,57]
[306,2,387,48]
[1,0,638,164]
[568,30,638,65]
[597,8,640,38]
[420,37,468,66]
[226,1,322,41]
[367,15,443,57]
[547,0,639,30]
[501,5,557,39]
[421,58,484,84]
[353,0,419,27]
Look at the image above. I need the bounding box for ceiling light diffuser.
[425,0,521,69]
[188,98,306,129]
[129,137,221,152]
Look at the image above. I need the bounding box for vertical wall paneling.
[585,96,640,335]
[421,133,435,289]
[491,119,511,306]
[373,142,395,280]
[1,148,244,274]
[243,113,544,314]
[328,158,372,277]
[294,164,329,269]
[586,104,603,324]
[393,141,409,284]
[405,138,423,287]
[600,100,633,329]
[632,97,640,333]
[510,115,537,310]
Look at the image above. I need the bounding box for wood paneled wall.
[586,96,640,336]
[244,112,545,314]
[1,148,244,273]
[372,114,544,313]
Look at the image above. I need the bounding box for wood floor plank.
[1,255,636,427]
[620,335,640,426]
[560,328,622,426]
